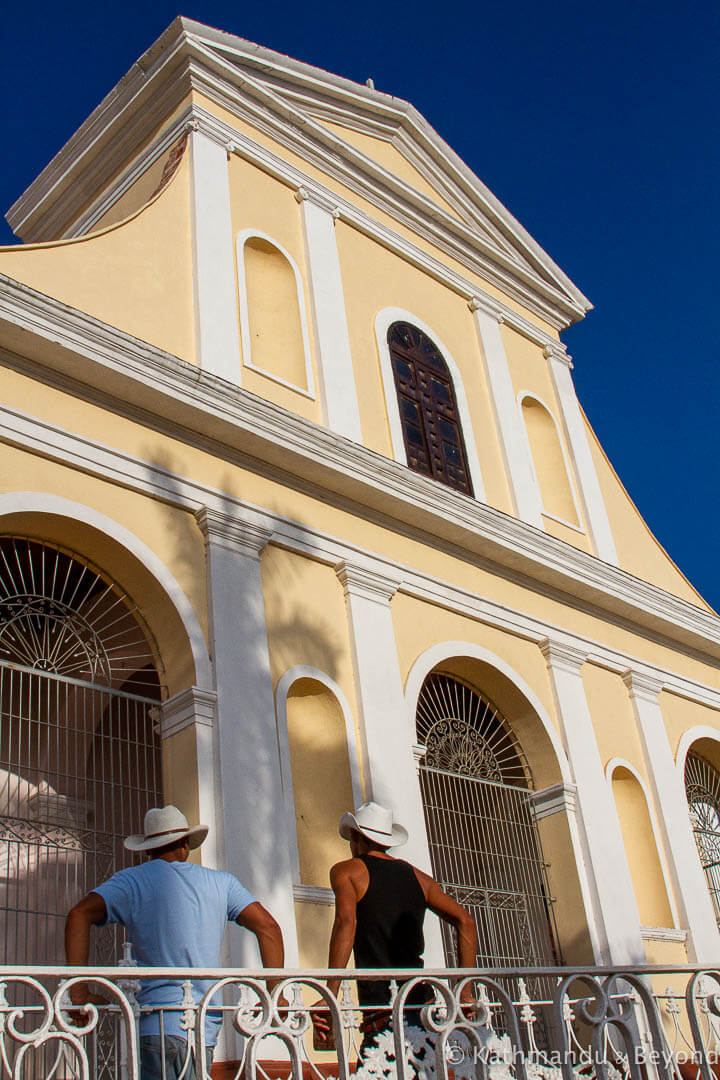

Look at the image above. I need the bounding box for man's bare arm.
[326,862,360,995]
[236,901,285,990]
[65,892,108,1006]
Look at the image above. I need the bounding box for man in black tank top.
[314,801,477,1056]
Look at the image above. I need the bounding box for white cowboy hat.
[124,805,209,852]
[339,801,408,848]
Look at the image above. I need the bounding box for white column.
[196,508,299,966]
[296,186,362,442]
[545,344,618,565]
[469,297,543,526]
[189,127,242,384]
[159,686,222,870]
[336,559,444,963]
[541,640,644,963]
[624,671,720,962]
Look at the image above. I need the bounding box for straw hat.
[338,801,408,848]
[124,805,208,852]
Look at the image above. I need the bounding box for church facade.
[1,17,719,986]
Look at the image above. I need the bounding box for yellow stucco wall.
[581,664,645,773]
[611,766,674,927]
[0,158,195,363]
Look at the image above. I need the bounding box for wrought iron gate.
[685,749,720,927]
[416,672,559,968]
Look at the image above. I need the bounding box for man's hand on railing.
[66,984,111,1026]
[309,999,336,1050]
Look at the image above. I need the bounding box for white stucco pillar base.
[197,508,298,969]
[625,672,720,963]
[336,560,444,965]
[541,641,644,964]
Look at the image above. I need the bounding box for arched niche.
[609,762,675,929]
[237,230,314,395]
[520,394,580,527]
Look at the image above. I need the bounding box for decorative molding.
[195,507,273,556]
[468,295,503,322]
[293,884,335,905]
[640,926,688,943]
[294,185,340,219]
[540,639,588,674]
[160,685,217,738]
[412,743,428,765]
[530,782,578,820]
[543,343,573,370]
[623,670,664,703]
[336,560,401,604]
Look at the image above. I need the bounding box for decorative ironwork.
[685,750,720,925]
[388,322,473,496]
[416,673,558,969]
[0,963,716,1080]
[0,537,161,690]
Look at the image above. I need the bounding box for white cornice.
[1,275,720,680]
[160,685,217,739]
[336,560,401,604]
[5,24,589,329]
[195,507,272,556]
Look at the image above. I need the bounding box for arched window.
[387,322,473,495]
[0,537,163,968]
[685,750,720,925]
[416,672,558,966]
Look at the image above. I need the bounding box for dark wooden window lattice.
[388,322,473,496]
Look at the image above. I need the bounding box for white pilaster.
[545,344,618,565]
[196,508,299,966]
[159,686,221,870]
[297,186,362,442]
[469,297,543,526]
[189,129,242,384]
[337,560,445,963]
[624,671,720,962]
[541,640,644,963]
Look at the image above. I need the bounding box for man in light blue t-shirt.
[65,805,285,1080]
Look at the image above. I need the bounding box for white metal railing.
[1,964,719,1080]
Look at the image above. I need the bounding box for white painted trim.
[545,348,618,566]
[640,927,687,943]
[0,491,212,690]
[676,726,720,774]
[470,303,542,525]
[605,756,681,930]
[189,130,242,383]
[403,640,573,784]
[236,228,315,397]
[518,390,585,530]
[297,192,362,441]
[3,391,720,701]
[275,665,363,884]
[373,307,487,502]
[293,884,335,905]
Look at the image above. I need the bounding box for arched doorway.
[416,671,559,966]
[0,536,164,966]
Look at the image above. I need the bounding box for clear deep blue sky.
[2,0,718,610]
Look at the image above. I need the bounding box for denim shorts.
[139,1035,214,1080]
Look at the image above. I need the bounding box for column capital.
[468,295,504,322]
[530,782,578,820]
[623,669,665,703]
[295,184,341,219]
[540,638,587,674]
[159,686,217,739]
[543,342,574,369]
[195,507,273,557]
[336,560,401,604]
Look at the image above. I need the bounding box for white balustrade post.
[336,560,444,962]
[158,687,221,870]
[624,671,720,963]
[196,508,298,966]
[544,344,618,565]
[189,127,242,384]
[296,186,362,442]
[469,297,543,526]
[541,640,644,963]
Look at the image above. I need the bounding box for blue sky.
[2,0,718,609]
